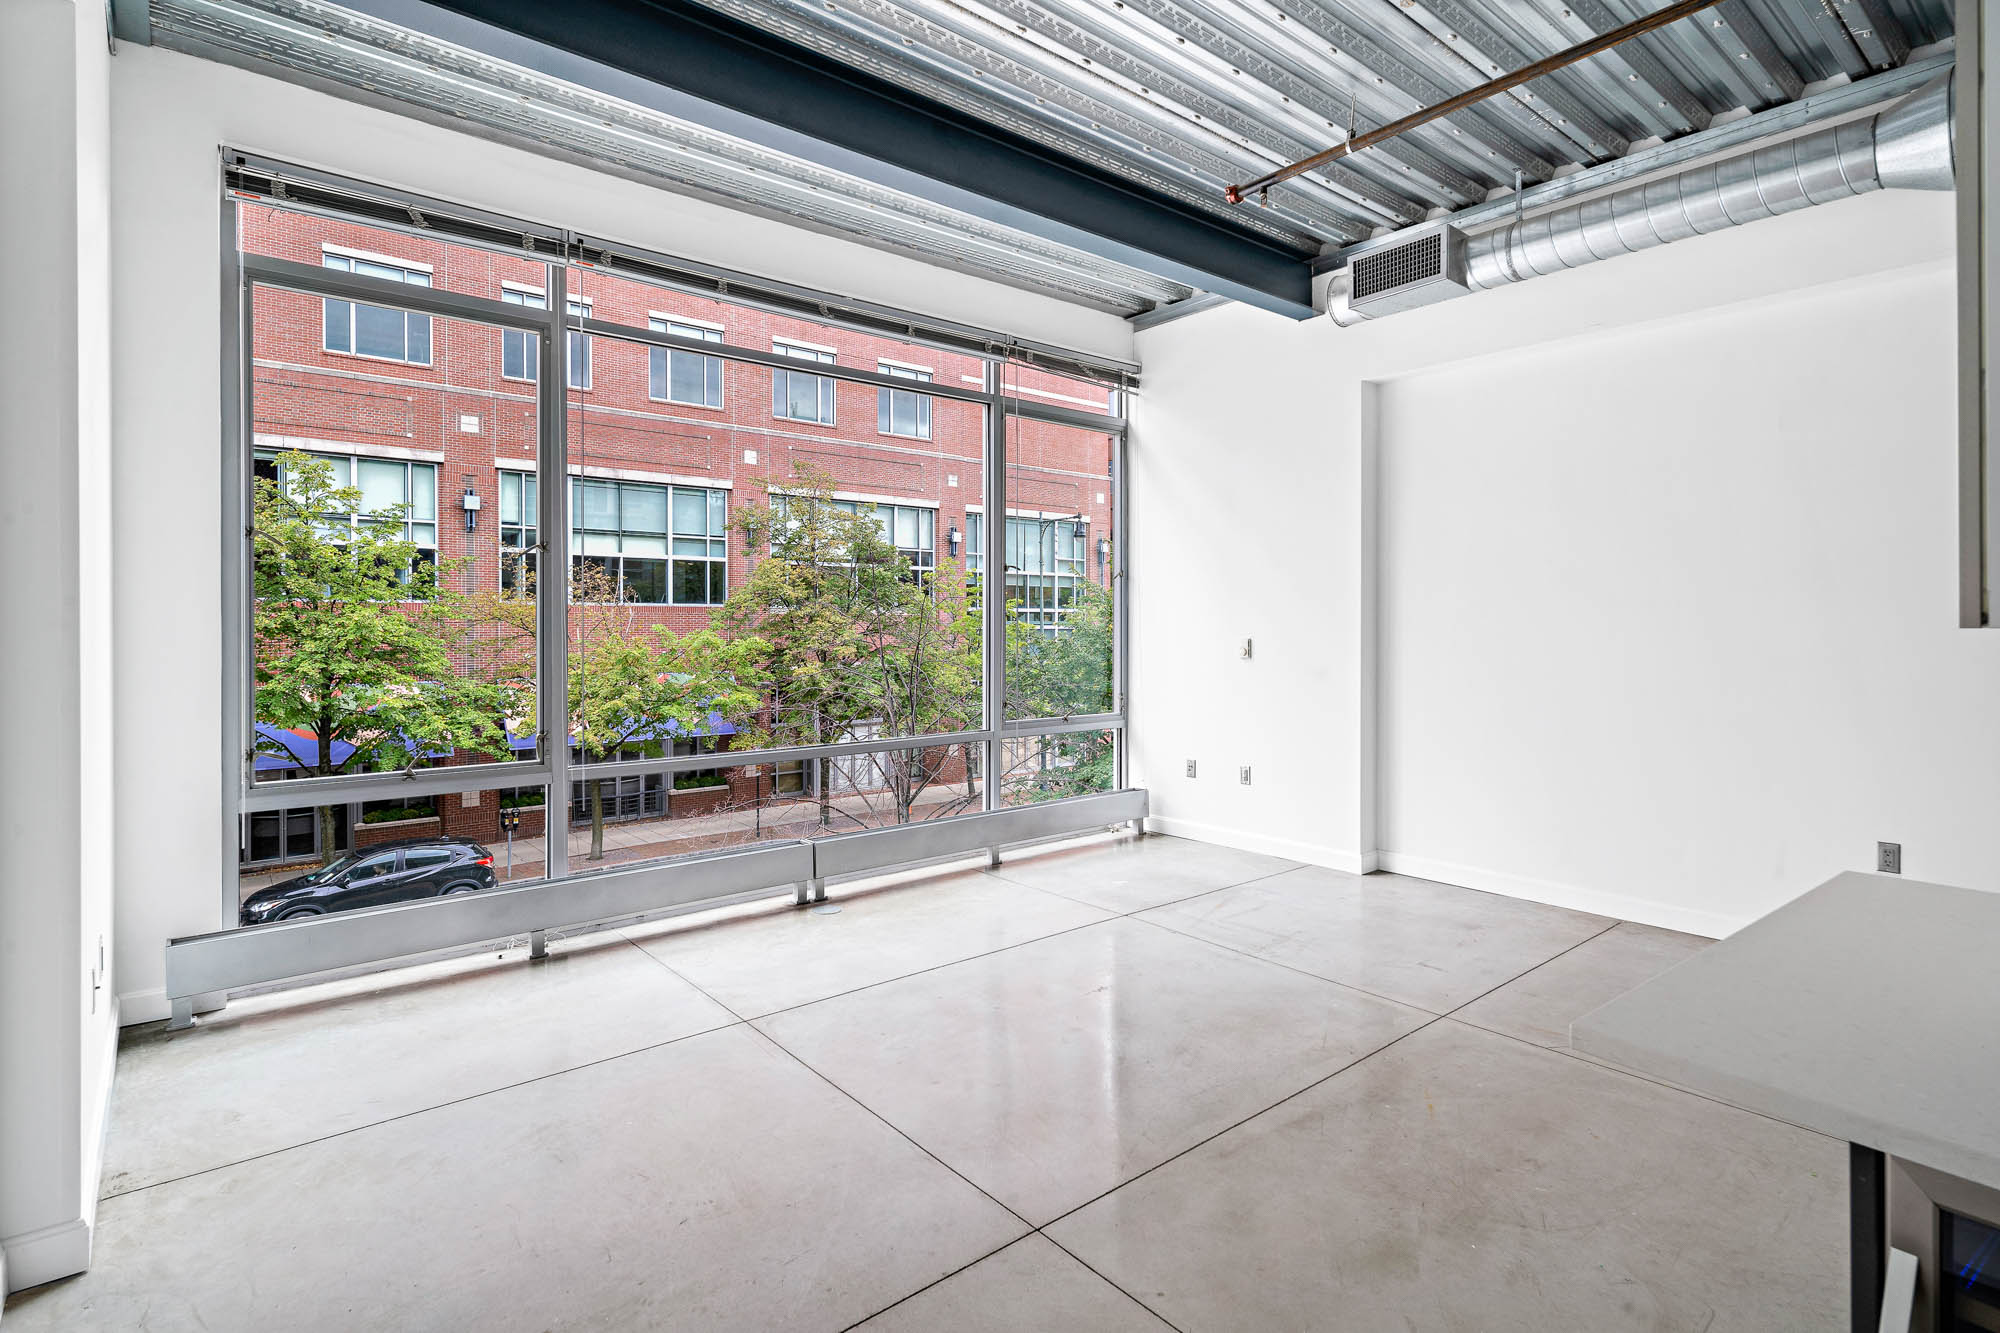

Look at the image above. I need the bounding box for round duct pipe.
[1467,70,1953,290]
[1329,70,1953,323]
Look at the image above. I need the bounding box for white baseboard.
[118,987,168,1026]
[1138,820,1748,939]
[1376,851,1749,940]
[1,1217,92,1295]
[1144,816,1377,875]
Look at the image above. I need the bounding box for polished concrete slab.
[854,1234,1172,1332]
[8,1025,1025,1332]
[759,916,1428,1224]
[988,832,1298,913]
[1048,1019,1847,1332]
[627,864,1111,1017]
[101,931,734,1196]
[7,835,1852,1330]
[1456,920,1713,1051]
[1141,864,1615,1013]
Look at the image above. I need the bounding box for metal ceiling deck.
[145,0,1200,316]
[689,0,1953,252]
[141,0,1955,320]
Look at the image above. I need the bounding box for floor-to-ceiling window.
[221,161,1133,959]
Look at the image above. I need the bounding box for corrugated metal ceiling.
[690,0,1953,250]
[145,0,1955,319]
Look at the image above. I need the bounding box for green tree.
[462,557,768,861]
[569,560,767,860]
[253,452,511,863]
[999,572,1115,804]
[719,464,982,830]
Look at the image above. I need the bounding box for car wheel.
[276,906,323,921]
[441,883,481,895]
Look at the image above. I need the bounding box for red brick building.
[241,206,1116,868]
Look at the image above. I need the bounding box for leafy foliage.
[253,452,512,861]
[718,464,982,827]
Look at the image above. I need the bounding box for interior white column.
[0,0,118,1293]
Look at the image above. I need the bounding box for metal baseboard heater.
[165,787,1147,1026]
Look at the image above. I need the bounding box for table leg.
[1852,1142,1886,1333]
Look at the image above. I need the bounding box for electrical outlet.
[1185,759,1198,778]
[1239,766,1252,785]
[1241,638,1253,660]
[1877,841,1901,874]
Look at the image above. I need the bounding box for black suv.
[240,837,498,926]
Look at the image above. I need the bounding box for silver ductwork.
[1329,70,1954,326]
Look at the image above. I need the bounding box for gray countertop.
[1572,871,2000,1189]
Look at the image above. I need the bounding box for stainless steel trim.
[242,761,556,813]
[174,789,1147,1002]
[221,202,252,928]
[571,728,995,783]
[170,840,816,999]
[810,787,1147,878]
[241,252,552,329]
[1965,0,1995,626]
[983,361,1007,812]
[1000,399,1126,433]
[227,149,569,251]
[1000,713,1123,737]
[541,263,572,879]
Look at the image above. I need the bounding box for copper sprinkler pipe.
[1223,0,1728,206]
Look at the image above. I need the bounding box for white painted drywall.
[106,42,1135,1024]
[1,0,118,1293]
[1131,183,1986,936]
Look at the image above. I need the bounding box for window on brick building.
[877,364,932,439]
[1002,514,1087,629]
[772,341,837,424]
[254,449,439,569]
[321,250,432,364]
[497,287,590,389]
[649,319,725,408]
[498,469,537,595]
[570,478,727,605]
[842,500,934,580]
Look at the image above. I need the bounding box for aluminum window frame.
[215,182,1136,1009]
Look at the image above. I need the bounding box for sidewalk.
[240,782,982,900]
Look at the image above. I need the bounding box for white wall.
[107,43,1135,1024]
[1,0,118,1294]
[1130,183,1988,936]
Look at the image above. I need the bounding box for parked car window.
[348,853,399,882]
[403,848,455,869]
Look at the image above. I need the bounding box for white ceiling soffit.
[144,0,1199,318]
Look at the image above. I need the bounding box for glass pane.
[323,298,351,353]
[235,779,549,924]
[671,558,709,605]
[998,730,1115,807]
[623,483,669,534]
[569,742,983,877]
[579,480,619,529]
[1004,414,1116,719]
[556,270,987,791]
[352,302,405,359]
[670,352,708,405]
[410,465,437,522]
[671,488,706,535]
[356,459,406,515]
[623,558,668,604]
[247,266,543,793]
[895,506,920,550]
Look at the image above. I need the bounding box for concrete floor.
[5,833,1845,1331]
